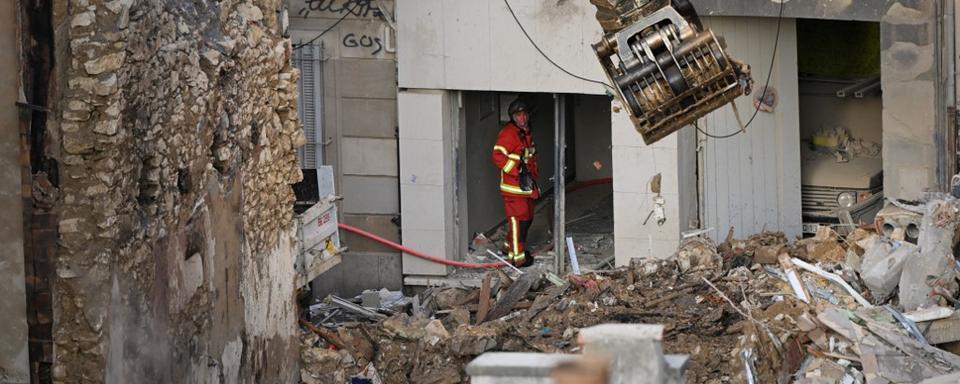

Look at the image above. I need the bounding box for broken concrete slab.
[579,324,667,384]
[450,323,506,356]
[425,319,451,345]
[674,237,721,272]
[465,352,579,383]
[753,244,785,265]
[920,372,960,384]
[382,313,429,340]
[860,240,917,300]
[900,198,960,311]
[905,306,954,323]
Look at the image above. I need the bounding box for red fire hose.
[336,177,614,269]
[337,223,507,269]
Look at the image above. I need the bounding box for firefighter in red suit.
[491,99,539,267]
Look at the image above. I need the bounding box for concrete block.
[579,324,667,384]
[664,355,690,384]
[340,137,398,176]
[399,183,446,231]
[398,90,445,141]
[399,138,446,186]
[337,59,397,99]
[341,176,399,215]
[340,98,397,138]
[466,353,578,381]
[860,241,917,300]
[900,200,959,311]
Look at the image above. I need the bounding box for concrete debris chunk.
[900,198,960,312]
[753,244,785,265]
[675,237,722,272]
[382,313,429,340]
[450,323,505,356]
[425,320,451,345]
[301,225,960,383]
[860,240,917,300]
[905,306,955,323]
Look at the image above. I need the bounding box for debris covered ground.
[300,196,960,384]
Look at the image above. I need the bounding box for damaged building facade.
[4,0,305,382]
[391,0,958,279]
[286,0,958,309]
[2,0,959,382]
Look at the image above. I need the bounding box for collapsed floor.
[300,196,960,384]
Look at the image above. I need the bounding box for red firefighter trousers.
[502,195,535,266]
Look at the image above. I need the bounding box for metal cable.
[696,0,785,140]
[293,2,362,51]
[503,0,613,90]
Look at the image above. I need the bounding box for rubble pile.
[301,198,960,383]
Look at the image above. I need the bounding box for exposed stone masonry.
[51,0,303,382]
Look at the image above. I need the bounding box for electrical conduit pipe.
[337,223,507,269]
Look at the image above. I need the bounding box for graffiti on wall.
[296,0,383,18]
[342,32,384,55]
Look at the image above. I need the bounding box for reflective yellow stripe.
[511,218,519,257]
[500,183,532,195]
[493,145,509,156]
[507,153,521,161]
[503,159,516,174]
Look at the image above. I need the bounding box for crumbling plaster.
[52,0,303,382]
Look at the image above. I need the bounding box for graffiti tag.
[342,32,383,55]
[297,0,383,18]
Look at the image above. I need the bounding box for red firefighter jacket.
[492,122,539,198]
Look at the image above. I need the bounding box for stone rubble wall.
[52,0,303,382]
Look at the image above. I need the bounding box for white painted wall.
[698,17,802,239]
[397,0,608,95]
[398,90,459,276]
[396,2,806,264]
[612,109,685,265]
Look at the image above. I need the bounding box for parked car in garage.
[801,145,884,235]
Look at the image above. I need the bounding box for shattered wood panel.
[699,17,801,240]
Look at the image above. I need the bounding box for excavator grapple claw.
[591,0,753,144]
